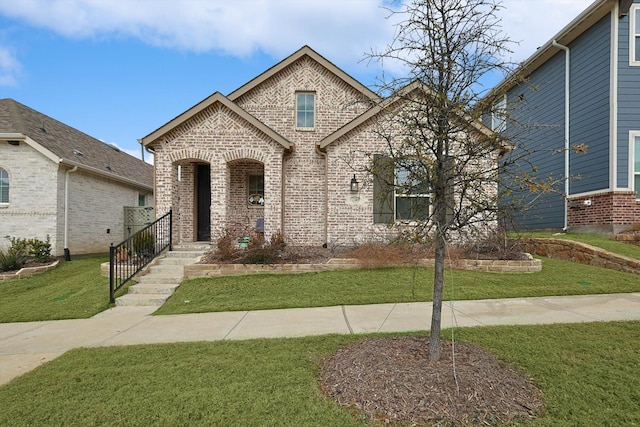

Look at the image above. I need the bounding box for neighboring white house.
[0,98,154,257]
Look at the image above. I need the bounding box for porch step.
[116,293,172,307]
[172,243,213,252]
[149,264,189,274]
[128,282,180,295]
[137,273,184,284]
[114,246,209,308]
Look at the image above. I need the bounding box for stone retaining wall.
[0,260,60,281]
[521,238,640,274]
[183,256,542,279]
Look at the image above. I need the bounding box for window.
[491,95,507,132]
[296,92,315,128]
[0,168,8,204]
[631,5,640,65]
[248,174,264,205]
[373,155,430,223]
[634,135,640,200]
[394,163,431,221]
[138,194,146,207]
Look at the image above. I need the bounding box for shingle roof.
[0,98,153,189]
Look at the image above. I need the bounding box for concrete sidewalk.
[1,292,640,386]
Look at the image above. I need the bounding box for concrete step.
[138,274,183,284]
[128,282,180,295]
[166,251,207,259]
[149,264,186,274]
[115,293,171,307]
[157,257,201,266]
[172,243,213,252]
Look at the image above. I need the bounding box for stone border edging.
[183,256,541,279]
[521,238,640,274]
[0,260,60,281]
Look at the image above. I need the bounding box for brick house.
[0,99,154,257]
[141,46,495,247]
[490,0,640,232]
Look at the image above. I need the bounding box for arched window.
[0,168,8,203]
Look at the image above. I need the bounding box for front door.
[196,164,211,241]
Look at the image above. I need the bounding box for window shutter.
[373,154,394,224]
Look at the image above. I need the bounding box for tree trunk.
[429,227,446,361]
[429,167,448,361]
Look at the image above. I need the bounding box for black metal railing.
[109,210,172,303]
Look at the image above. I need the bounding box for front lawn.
[155,257,640,315]
[0,257,111,323]
[0,321,637,426]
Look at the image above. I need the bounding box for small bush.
[269,230,286,251]
[26,236,52,263]
[132,230,155,256]
[211,227,286,264]
[345,240,427,268]
[216,229,241,261]
[0,236,52,272]
[0,237,29,272]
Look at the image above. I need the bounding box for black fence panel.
[109,210,172,303]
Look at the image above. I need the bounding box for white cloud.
[498,0,593,62]
[0,0,397,64]
[0,0,592,72]
[0,45,21,86]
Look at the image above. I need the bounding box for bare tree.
[365,0,517,361]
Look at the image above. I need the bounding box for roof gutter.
[552,40,571,231]
[58,158,153,192]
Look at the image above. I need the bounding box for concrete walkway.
[1,292,640,386]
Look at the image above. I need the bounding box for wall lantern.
[350,174,359,192]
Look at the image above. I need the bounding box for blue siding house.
[494,0,640,233]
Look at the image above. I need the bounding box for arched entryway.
[226,159,265,237]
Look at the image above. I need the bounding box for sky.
[0,0,593,162]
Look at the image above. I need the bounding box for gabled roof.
[0,98,153,190]
[140,92,292,150]
[491,0,616,96]
[319,81,493,149]
[228,45,379,102]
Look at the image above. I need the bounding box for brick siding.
[0,142,152,256]
[567,191,640,232]
[150,54,497,247]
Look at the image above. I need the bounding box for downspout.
[553,39,570,231]
[315,145,329,247]
[63,165,78,261]
[281,148,294,239]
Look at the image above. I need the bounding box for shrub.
[26,236,52,263]
[132,229,155,256]
[216,229,241,261]
[0,237,29,272]
[345,240,428,268]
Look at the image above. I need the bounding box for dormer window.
[296,92,315,129]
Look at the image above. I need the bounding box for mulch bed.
[319,336,545,426]
[0,259,57,275]
[201,244,529,265]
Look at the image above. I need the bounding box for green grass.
[0,321,638,426]
[156,257,640,314]
[517,231,640,259]
[0,257,113,323]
